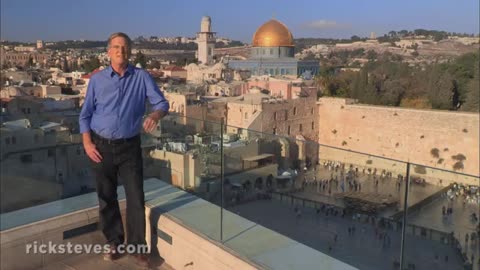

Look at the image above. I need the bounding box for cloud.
[301,20,350,30]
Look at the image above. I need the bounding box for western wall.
[317,97,479,185]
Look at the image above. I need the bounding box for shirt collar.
[108,64,134,77]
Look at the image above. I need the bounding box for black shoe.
[103,244,124,261]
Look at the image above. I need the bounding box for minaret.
[196,16,216,65]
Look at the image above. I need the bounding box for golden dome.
[252,19,294,47]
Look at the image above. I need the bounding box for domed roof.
[252,19,294,47]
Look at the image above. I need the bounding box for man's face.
[107,36,130,66]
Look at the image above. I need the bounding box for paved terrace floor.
[41,251,174,270]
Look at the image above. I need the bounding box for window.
[273,112,277,120]
[47,149,54,157]
[299,124,303,132]
[273,127,277,135]
[245,112,248,119]
[311,108,314,114]
[293,107,297,115]
[312,121,315,130]
[12,137,16,144]
[287,125,291,135]
[285,111,288,120]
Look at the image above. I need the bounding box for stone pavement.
[408,194,479,268]
[230,200,467,270]
[295,166,444,209]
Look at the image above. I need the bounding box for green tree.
[379,80,405,106]
[351,35,361,41]
[366,50,378,61]
[461,63,480,112]
[445,52,479,106]
[427,69,458,110]
[134,51,147,68]
[398,30,409,37]
[82,57,100,73]
[350,68,368,100]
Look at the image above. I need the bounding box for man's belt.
[91,131,139,145]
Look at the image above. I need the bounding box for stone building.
[0,47,50,68]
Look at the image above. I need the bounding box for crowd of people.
[443,183,480,268]
[296,159,480,269]
[298,160,408,196]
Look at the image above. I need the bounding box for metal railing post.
[220,117,225,242]
[399,162,411,270]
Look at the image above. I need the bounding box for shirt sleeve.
[144,72,169,112]
[79,79,95,133]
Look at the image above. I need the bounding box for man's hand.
[143,115,158,133]
[84,140,102,163]
[143,110,167,133]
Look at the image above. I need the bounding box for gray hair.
[107,32,132,49]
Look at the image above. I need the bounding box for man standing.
[79,32,169,267]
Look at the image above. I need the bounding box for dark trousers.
[90,134,146,248]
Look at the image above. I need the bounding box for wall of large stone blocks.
[318,97,479,177]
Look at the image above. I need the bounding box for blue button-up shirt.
[79,64,169,139]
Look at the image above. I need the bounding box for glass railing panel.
[142,114,223,242]
[315,144,407,269]
[404,164,479,270]
[217,123,410,269]
[0,140,89,214]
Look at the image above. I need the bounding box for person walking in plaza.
[79,32,169,268]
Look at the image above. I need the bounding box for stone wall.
[318,97,479,177]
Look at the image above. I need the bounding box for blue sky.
[1,0,479,42]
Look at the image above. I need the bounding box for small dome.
[252,19,294,47]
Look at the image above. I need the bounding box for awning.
[242,154,274,162]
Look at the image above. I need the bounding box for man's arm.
[79,80,102,162]
[143,72,169,132]
[79,79,96,134]
[148,110,168,121]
